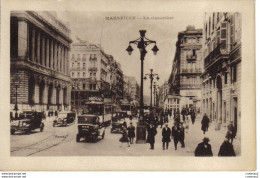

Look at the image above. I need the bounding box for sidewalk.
[122,114,240,156]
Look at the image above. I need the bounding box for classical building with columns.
[10,11,72,112]
[201,13,241,134]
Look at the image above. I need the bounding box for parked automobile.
[11,111,44,134]
[76,115,105,142]
[53,111,76,127]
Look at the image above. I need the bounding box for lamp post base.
[135,120,146,144]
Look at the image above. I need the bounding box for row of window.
[71,72,96,77]
[202,64,237,90]
[71,54,97,60]
[73,84,97,90]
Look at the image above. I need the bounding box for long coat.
[195,142,213,156]
[172,125,185,141]
[201,115,210,131]
[146,126,157,144]
[127,125,135,138]
[162,127,171,142]
[218,141,236,156]
[119,128,129,142]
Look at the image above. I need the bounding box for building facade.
[201,13,241,133]
[123,75,140,106]
[10,11,72,112]
[168,26,203,111]
[69,41,124,112]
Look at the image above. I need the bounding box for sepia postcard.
[0,0,256,171]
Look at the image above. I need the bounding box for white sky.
[57,11,204,97]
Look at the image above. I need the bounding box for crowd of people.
[119,107,237,157]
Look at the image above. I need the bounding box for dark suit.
[162,127,171,149]
[146,126,157,149]
[195,142,213,156]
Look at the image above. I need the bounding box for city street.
[11,115,240,156]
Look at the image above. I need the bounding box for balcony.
[181,68,202,74]
[204,43,229,69]
[88,67,97,72]
[180,84,201,90]
[186,55,197,63]
[89,57,97,61]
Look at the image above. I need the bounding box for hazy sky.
[57,11,204,96]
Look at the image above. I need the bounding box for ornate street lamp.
[126,30,159,143]
[12,75,21,119]
[144,69,159,112]
[153,82,159,107]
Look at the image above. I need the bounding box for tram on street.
[82,100,112,127]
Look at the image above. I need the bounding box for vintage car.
[76,115,105,142]
[110,120,125,133]
[112,111,127,122]
[53,111,76,127]
[11,112,44,134]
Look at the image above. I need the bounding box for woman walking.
[119,126,130,147]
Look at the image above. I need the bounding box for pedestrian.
[226,121,235,144]
[218,138,236,156]
[129,115,133,121]
[162,123,171,150]
[48,111,51,118]
[191,110,196,124]
[123,119,127,129]
[127,122,135,144]
[171,122,185,150]
[55,110,58,117]
[184,117,189,133]
[194,137,213,156]
[159,114,164,128]
[119,126,130,147]
[146,123,157,150]
[201,113,210,134]
[174,113,180,124]
[181,107,186,122]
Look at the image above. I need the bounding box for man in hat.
[162,123,171,150]
[201,113,210,134]
[194,137,213,156]
[146,123,157,150]
[172,122,185,150]
[127,122,135,144]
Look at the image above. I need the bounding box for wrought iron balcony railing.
[204,43,229,69]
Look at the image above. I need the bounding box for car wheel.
[11,129,15,135]
[40,126,44,132]
[26,129,31,134]
[102,131,105,139]
[92,135,98,143]
[76,134,80,142]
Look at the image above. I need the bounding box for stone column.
[61,46,64,73]
[51,86,56,105]
[65,48,68,74]
[46,37,50,68]
[43,84,48,104]
[31,26,35,62]
[36,31,41,64]
[17,20,28,60]
[34,82,40,104]
[41,34,45,66]
[54,41,57,70]
[50,39,53,69]
[59,88,63,105]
